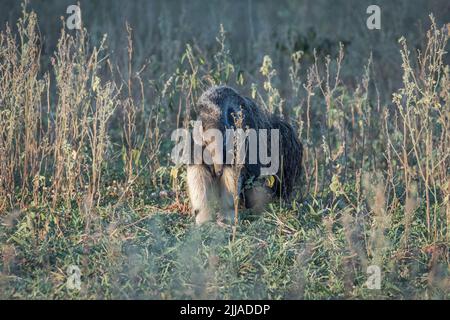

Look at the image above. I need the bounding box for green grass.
[1,181,447,299]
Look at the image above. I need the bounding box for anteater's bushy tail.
[269,115,303,199]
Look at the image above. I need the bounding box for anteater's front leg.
[187,164,219,225]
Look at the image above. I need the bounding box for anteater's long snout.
[214,163,223,177]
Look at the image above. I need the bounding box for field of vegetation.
[0,2,449,299]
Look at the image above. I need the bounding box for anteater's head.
[194,86,246,176]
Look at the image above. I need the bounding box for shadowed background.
[1,0,449,98]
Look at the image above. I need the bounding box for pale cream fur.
[187,165,240,225]
[219,166,240,224]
